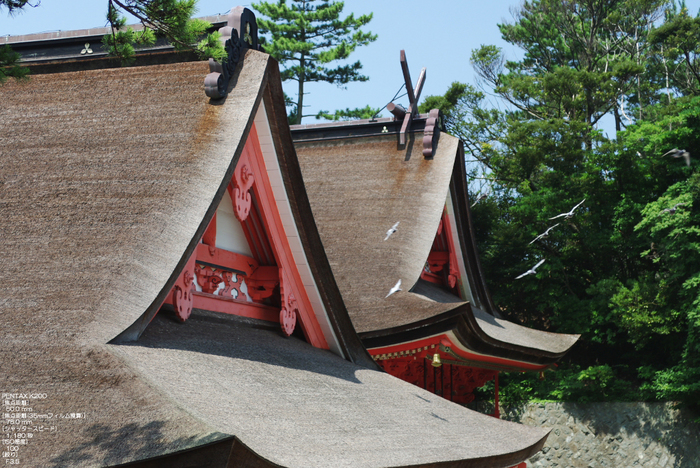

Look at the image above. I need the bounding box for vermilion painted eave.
[367,334,549,372]
[246,122,329,349]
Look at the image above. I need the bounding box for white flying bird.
[529,223,560,245]
[662,148,691,167]
[549,199,586,220]
[386,279,402,298]
[471,192,489,207]
[516,259,545,279]
[384,222,400,241]
[662,202,687,215]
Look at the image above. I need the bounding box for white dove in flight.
[384,222,400,241]
[386,279,402,298]
[662,202,687,214]
[529,223,560,245]
[549,199,586,220]
[471,192,489,208]
[662,148,691,167]
[516,259,546,279]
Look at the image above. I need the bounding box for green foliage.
[498,365,638,410]
[103,4,157,65]
[649,1,700,93]
[0,0,37,14]
[196,30,227,62]
[548,365,636,403]
[104,0,225,65]
[315,105,380,121]
[0,1,34,83]
[633,172,700,410]
[422,0,700,409]
[252,0,376,123]
[0,45,29,84]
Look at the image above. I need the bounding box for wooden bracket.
[422,109,441,159]
[279,268,299,337]
[420,211,462,291]
[202,213,217,256]
[172,253,198,322]
[246,266,279,302]
[195,265,224,294]
[220,271,246,300]
[233,150,255,222]
[399,50,426,146]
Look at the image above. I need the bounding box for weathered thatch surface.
[471,307,578,355]
[0,51,271,466]
[113,309,550,468]
[296,133,579,360]
[410,281,578,356]
[296,134,460,334]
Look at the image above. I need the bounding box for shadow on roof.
[114,309,364,384]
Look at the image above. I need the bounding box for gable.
[161,121,329,350]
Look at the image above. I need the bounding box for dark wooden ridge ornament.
[392,50,440,158]
[204,6,259,99]
[398,49,426,146]
[422,108,441,158]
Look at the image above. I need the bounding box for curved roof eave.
[112,309,551,468]
[360,302,578,366]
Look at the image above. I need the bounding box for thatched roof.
[0,44,550,467]
[113,309,549,468]
[295,133,579,364]
[0,55,254,466]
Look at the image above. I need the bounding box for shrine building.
[0,7,577,467]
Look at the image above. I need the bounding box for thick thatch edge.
[360,303,572,366]
[108,435,287,468]
[450,141,501,317]
[107,422,546,468]
[261,60,378,369]
[399,430,548,468]
[111,50,272,343]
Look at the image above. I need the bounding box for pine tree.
[103,0,225,65]
[252,0,376,124]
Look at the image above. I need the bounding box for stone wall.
[513,402,700,467]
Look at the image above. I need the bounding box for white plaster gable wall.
[215,189,254,257]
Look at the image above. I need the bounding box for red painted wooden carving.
[173,254,198,322]
[246,266,278,302]
[160,123,329,350]
[279,268,299,337]
[220,271,246,300]
[233,150,255,222]
[280,298,297,337]
[195,265,224,294]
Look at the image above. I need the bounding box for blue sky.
[3,1,700,128]
[1,1,530,121]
